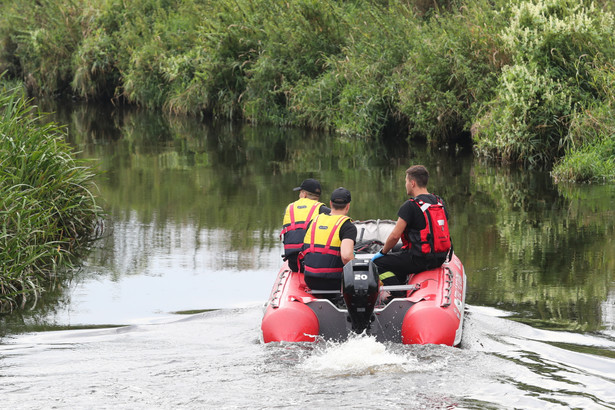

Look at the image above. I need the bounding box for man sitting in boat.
[280,178,331,272]
[299,187,357,293]
[372,165,452,292]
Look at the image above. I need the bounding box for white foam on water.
[299,334,414,375]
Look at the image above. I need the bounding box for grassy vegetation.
[551,65,615,182]
[472,0,615,170]
[0,81,103,312]
[1,0,615,182]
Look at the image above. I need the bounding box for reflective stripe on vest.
[300,214,350,276]
[280,198,322,255]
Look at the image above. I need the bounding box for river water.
[1,103,614,409]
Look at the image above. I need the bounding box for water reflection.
[2,101,614,333]
[466,164,615,331]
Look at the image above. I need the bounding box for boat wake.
[299,334,409,376]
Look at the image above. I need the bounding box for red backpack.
[404,197,451,258]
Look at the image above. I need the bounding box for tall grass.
[0,82,103,312]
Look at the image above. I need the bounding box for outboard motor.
[342,259,380,334]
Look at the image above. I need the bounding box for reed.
[0,82,103,312]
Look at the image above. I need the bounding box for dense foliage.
[0,83,103,312]
[1,0,614,182]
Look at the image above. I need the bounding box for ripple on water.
[1,305,615,409]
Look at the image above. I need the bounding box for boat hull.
[261,253,466,346]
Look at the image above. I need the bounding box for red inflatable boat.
[261,220,467,346]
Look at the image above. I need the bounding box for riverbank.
[0,82,103,312]
[0,0,614,182]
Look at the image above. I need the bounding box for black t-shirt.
[339,219,357,242]
[319,205,332,215]
[398,194,449,231]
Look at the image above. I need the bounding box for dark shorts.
[304,275,341,292]
[374,251,444,286]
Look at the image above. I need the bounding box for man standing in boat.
[299,187,357,292]
[372,165,452,290]
[280,179,331,272]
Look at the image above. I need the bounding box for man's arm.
[381,217,407,254]
[340,238,355,265]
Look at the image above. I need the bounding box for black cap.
[293,179,322,195]
[331,187,351,205]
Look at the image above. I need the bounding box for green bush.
[241,0,347,125]
[7,0,84,94]
[71,26,119,100]
[289,2,418,136]
[396,0,507,143]
[551,95,615,182]
[551,136,615,182]
[473,0,615,164]
[473,63,575,164]
[2,0,615,181]
[0,83,103,311]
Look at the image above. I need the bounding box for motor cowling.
[342,259,380,334]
